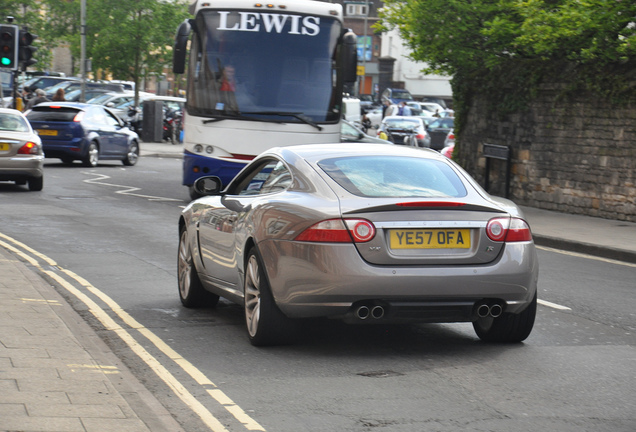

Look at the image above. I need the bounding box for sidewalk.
[1,141,634,431]
[0,246,185,432]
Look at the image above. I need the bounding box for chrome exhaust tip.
[477,304,491,318]
[371,305,385,319]
[489,304,503,318]
[355,305,370,320]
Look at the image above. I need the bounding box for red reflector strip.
[396,202,466,207]
[219,153,256,161]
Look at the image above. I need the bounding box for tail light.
[486,217,532,242]
[73,111,85,122]
[447,132,455,140]
[295,218,376,243]
[18,142,40,155]
[415,133,426,140]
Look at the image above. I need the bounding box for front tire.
[82,142,99,167]
[188,185,203,201]
[123,141,139,166]
[178,226,219,308]
[244,248,299,346]
[473,293,537,343]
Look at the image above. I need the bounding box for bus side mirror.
[342,30,358,86]
[173,19,192,74]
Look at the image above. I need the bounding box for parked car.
[25,102,140,167]
[63,88,113,102]
[358,94,378,111]
[381,87,414,105]
[0,108,44,191]
[341,119,392,144]
[377,116,430,147]
[44,81,125,99]
[21,76,79,93]
[426,117,455,150]
[417,102,445,116]
[406,102,423,116]
[87,92,141,119]
[178,143,539,346]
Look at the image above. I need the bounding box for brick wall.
[457,87,636,222]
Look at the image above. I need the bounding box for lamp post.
[80,0,86,102]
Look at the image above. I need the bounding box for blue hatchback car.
[26,102,140,167]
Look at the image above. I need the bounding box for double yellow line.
[0,232,265,432]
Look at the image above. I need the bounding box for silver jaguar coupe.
[178,144,539,346]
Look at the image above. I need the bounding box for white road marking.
[82,172,182,202]
[538,299,572,311]
[0,232,265,432]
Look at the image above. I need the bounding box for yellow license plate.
[37,129,58,136]
[390,229,471,249]
[0,143,9,151]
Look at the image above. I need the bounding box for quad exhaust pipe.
[476,301,504,318]
[354,303,386,320]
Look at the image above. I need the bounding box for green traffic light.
[1,57,10,66]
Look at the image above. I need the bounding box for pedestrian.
[398,101,412,116]
[26,88,50,110]
[381,99,390,119]
[52,88,66,101]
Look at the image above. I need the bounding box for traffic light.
[0,24,19,70]
[18,28,37,69]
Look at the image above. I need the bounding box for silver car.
[0,108,44,191]
[178,144,538,346]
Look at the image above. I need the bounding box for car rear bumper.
[42,137,87,159]
[258,240,539,322]
[0,156,44,180]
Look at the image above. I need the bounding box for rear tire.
[473,293,537,343]
[28,177,43,191]
[244,247,299,346]
[178,226,219,308]
[82,142,99,167]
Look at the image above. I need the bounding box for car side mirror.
[193,176,222,196]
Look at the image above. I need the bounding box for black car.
[26,102,140,167]
[426,117,455,150]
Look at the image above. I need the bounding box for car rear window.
[318,156,467,198]
[385,118,419,129]
[0,113,30,132]
[26,107,81,122]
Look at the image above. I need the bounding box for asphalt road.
[1,156,634,432]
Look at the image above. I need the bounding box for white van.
[342,97,361,124]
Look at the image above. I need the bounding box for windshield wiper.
[240,111,323,131]
[202,111,323,131]
[202,113,283,124]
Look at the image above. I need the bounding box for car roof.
[268,143,443,164]
[383,116,422,122]
[0,107,26,116]
[30,102,100,110]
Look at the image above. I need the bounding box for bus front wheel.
[188,185,203,201]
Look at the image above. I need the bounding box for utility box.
[142,100,163,142]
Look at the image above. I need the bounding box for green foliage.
[379,0,636,118]
[8,0,188,87]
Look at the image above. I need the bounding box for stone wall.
[457,87,636,222]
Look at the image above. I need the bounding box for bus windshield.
[187,10,342,123]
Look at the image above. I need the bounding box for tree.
[378,0,636,114]
[88,0,188,103]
